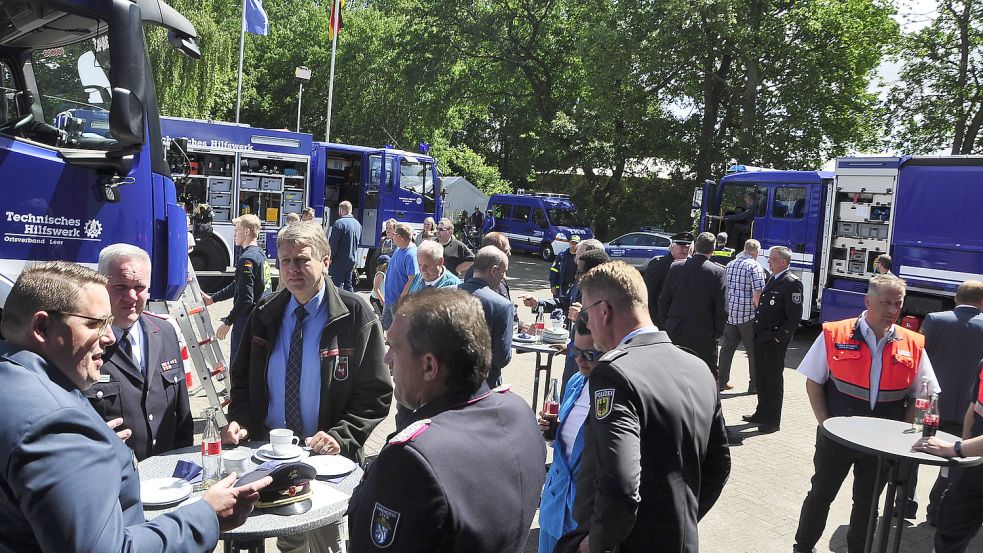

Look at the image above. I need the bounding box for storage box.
[209,192,232,207]
[240,175,261,190]
[284,190,303,202]
[261,177,282,192]
[282,200,303,214]
[213,207,231,222]
[837,222,858,237]
[208,177,232,193]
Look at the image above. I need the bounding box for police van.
[604,228,674,270]
[485,192,593,261]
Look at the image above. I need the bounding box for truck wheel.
[540,242,555,262]
[190,233,231,293]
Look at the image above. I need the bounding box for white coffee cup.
[269,428,300,455]
[223,447,250,475]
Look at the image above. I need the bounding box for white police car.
[604,230,673,270]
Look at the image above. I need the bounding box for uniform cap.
[569,235,581,243]
[235,461,317,516]
[670,232,694,245]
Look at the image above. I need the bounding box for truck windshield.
[400,158,435,199]
[32,33,114,146]
[547,208,588,227]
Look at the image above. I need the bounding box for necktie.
[285,305,308,436]
[118,330,133,360]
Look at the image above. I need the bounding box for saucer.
[302,455,358,478]
[141,477,193,506]
[255,443,309,462]
[513,333,537,343]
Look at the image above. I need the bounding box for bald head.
[472,246,509,287]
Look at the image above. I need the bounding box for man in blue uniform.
[0,261,270,553]
[85,243,193,460]
[347,289,546,552]
[204,213,271,361]
[328,200,362,291]
[550,235,580,297]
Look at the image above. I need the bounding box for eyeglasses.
[579,299,607,324]
[572,346,603,363]
[436,227,451,232]
[48,311,114,334]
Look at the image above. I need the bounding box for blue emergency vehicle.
[699,157,983,326]
[485,192,593,261]
[0,0,199,304]
[604,229,673,270]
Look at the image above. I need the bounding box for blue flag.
[244,0,269,36]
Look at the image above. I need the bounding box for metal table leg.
[224,539,264,553]
[864,456,885,553]
[889,462,915,553]
[874,461,901,553]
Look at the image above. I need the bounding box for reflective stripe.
[875,388,909,402]
[830,376,908,403]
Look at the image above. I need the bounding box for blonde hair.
[277,221,331,260]
[579,261,647,311]
[233,214,262,236]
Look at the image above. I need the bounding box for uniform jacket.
[642,253,675,326]
[329,215,363,264]
[461,266,510,300]
[921,306,983,424]
[540,374,589,552]
[550,249,577,296]
[574,332,731,553]
[659,254,727,340]
[213,244,271,325]
[458,277,514,384]
[83,313,193,460]
[0,342,219,553]
[822,317,922,420]
[753,270,803,344]
[347,385,546,553]
[228,281,392,462]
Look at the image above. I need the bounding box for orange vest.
[822,318,923,406]
[975,364,983,421]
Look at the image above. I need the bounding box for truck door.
[362,150,388,248]
[766,185,809,255]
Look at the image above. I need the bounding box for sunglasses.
[572,346,603,362]
[49,311,114,334]
[436,227,451,231]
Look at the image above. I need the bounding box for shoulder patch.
[371,502,400,548]
[598,349,627,363]
[594,388,616,419]
[492,384,513,394]
[387,419,431,445]
[243,260,254,269]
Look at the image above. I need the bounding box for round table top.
[139,443,363,540]
[512,342,564,355]
[822,417,983,468]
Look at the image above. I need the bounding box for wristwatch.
[954,440,965,458]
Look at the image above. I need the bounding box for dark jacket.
[574,332,731,553]
[461,266,511,300]
[921,305,983,424]
[228,280,392,462]
[753,270,803,344]
[84,313,194,461]
[347,385,546,553]
[212,244,270,325]
[329,215,363,264]
[642,254,675,326]
[458,277,514,385]
[659,254,727,339]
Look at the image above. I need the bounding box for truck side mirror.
[168,30,202,59]
[109,88,145,150]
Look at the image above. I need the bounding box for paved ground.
[192,255,982,553]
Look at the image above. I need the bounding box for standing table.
[140,444,362,553]
[512,341,564,413]
[821,417,983,553]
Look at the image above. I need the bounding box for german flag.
[328,0,345,41]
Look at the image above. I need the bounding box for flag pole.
[235,0,247,123]
[324,0,340,142]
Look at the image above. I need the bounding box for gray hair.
[472,246,508,274]
[417,240,444,261]
[695,232,716,255]
[770,246,792,264]
[577,239,604,255]
[98,243,152,275]
[868,273,906,298]
[743,239,761,255]
[277,221,331,260]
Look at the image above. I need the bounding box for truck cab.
[485,192,593,261]
[701,166,832,320]
[0,0,199,303]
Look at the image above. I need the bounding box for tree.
[886,0,983,154]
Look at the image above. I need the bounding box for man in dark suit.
[461,232,512,300]
[571,261,730,553]
[223,222,393,553]
[743,246,803,434]
[658,232,727,379]
[459,246,514,387]
[347,289,545,552]
[919,280,983,523]
[642,231,692,326]
[84,244,193,461]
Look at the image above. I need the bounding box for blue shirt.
[265,282,329,437]
[328,215,362,263]
[384,244,419,305]
[408,268,461,294]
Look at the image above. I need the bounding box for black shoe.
[742,414,764,424]
[727,430,744,444]
[792,547,816,553]
[759,424,780,434]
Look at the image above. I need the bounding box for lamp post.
[294,66,311,133]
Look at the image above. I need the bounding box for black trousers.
[752,338,788,425]
[667,322,719,380]
[795,427,888,553]
[935,464,983,553]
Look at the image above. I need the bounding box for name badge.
[834,343,860,351]
[98,374,111,383]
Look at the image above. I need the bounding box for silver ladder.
[149,263,230,427]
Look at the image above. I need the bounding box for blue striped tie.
[285,305,308,436]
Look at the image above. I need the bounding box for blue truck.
[0,0,200,305]
[699,157,983,326]
[485,192,593,261]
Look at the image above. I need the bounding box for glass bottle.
[912,379,930,432]
[534,306,545,343]
[542,378,560,441]
[922,393,940,438]
[201,407,223,488]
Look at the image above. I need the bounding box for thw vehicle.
[0,0,200,303]
[699,157,983,326]
[485,192,593,261]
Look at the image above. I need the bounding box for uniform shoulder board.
[787,272,800,281]
[492,384,513,394]
[598,349,628,363]
[142,311,171,321]
[388,419,432,446]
